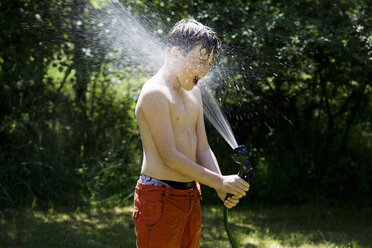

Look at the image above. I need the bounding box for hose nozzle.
[231,145,254,183]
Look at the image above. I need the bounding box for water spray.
[199,81,255,247]
[224,145,254,248]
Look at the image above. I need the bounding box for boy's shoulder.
[138,78,171,108]
[140,79,169,98]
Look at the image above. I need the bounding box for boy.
[133,19,250,248]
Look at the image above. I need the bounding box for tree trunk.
[72,0,89,160]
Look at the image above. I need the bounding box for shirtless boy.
[133,19,250,248]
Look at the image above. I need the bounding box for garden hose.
[224,203,238,248]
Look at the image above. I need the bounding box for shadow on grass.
[1,204,371,248]
[201,203,372,248]
[0,206,136,248]
[201,205,257,248]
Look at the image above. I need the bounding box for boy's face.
[175,44,214,91]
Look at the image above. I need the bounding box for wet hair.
[167,18,222,58]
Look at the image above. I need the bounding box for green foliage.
[173,0,372,205]
[1,0,371,209]
[0,0,142,208]
[141,0,372,205]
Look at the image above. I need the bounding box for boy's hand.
[217,189,250,209]
[216,191,244,209]
[218,175,250,198]
[216,175,250,209]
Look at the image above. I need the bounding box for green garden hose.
[223,205,238,248]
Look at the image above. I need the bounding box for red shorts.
[132,181,202,248]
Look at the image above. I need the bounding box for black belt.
[160,179,195,190]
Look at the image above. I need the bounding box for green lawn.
[1,204,371,248]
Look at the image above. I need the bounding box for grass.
[0,206,137,248]
[1,204,371,248]
[201,204,372,248]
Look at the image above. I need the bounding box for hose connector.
[231,145,254,183]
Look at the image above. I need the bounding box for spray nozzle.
[231,145,254,183]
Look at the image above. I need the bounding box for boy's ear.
[200,47,214,63]
[200,48,208,60]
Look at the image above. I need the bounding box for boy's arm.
[139,88,247,197]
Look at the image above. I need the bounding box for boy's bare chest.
[169,92,199,127]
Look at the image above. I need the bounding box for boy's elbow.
[196,146,210,158]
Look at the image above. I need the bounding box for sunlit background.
[1,0,371,247]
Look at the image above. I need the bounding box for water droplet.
[35,13,42,21]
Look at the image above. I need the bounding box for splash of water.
[90,1,238,148]
[91,1,165,74]
[199,73,238,149]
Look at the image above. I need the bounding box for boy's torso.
[135,76,201,182]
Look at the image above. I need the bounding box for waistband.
[139,174,194,190]
[135,181,202,199]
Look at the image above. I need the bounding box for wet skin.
[135,44,249,208]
